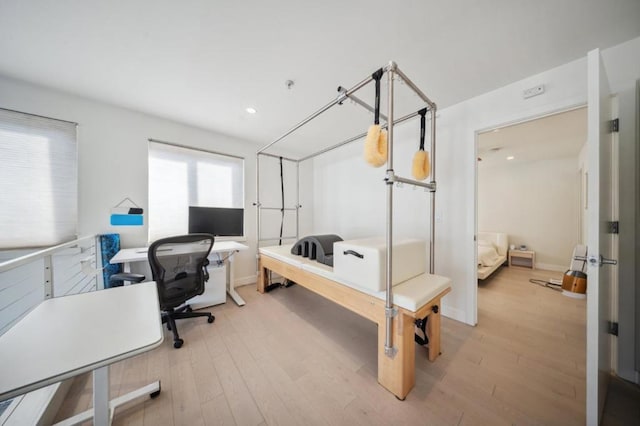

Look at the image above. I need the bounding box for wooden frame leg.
[257,261,267,293]
[426,305,441,362]
[377,312,415,400]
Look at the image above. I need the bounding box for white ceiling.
[0,1,638,155]
[478,106,587,167]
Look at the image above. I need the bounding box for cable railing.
[0,235,100,422]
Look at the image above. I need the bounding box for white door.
[586,48,617,425]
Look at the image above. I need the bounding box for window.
[0,109,77,249]
[148,140,244,241]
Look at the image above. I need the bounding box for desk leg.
[54,374,161,426]
[226,251,245,306]
[93,366,110,426]
[122,261,132,286]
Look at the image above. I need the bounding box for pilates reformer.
[254,61,450,400]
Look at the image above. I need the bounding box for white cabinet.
[508,250,536,269]
[189,262,226,309]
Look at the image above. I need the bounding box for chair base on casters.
[162,304,215,349]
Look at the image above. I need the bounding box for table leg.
[54,374,160,426]
[226,251,245,306]
[93,366,110,426]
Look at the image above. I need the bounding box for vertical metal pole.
[296,161,300,240]
[255,154,261,275]
[384,65,395,356]
[429,107,437,274]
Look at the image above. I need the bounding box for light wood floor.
[55,266,587,425]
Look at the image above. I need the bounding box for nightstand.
[509,250,535,269]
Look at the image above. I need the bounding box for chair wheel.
[207,316,215,323]
[173,339,184,349]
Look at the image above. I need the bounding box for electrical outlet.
[523,84,545,99]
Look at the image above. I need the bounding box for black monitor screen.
[188,207,244,237]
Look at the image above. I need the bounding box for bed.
[477,231,508,280]
[257,244,451,400]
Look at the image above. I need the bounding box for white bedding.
[477,240,501,267]
[259,245,451,312]
[477,232,508,280]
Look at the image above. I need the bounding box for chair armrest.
[110,273,146,284]
[203,259,210,282]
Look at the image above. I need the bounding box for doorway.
[476,106,588,277]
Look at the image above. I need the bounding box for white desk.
[110,241,249,306]
[0,282,163,426]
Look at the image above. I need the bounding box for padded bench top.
[259,245,451,312]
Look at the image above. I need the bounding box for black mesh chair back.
[148,233,216,348]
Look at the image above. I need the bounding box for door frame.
[472,103,586,324]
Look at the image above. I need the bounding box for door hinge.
[607,221,619,234]
[609,321,619,336]
[610,118,619,133]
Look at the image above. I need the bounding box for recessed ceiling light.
[245,107,257,114]
[506,156,515,160]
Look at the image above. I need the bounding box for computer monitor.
[188,207,244,237]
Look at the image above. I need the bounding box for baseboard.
[234,275,257,287]
[442,305,469,325]
[535,263,566,272]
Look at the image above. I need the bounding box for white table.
[0,282,163,426]
[110,240,249,306]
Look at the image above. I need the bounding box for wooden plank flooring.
[54,266,587,425]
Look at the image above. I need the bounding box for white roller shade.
[0,109,77,249]
[148,141,244,241]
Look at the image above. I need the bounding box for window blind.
[0,109,77,249]
[148,141,244,241]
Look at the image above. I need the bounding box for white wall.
[0,75,309,285]
[312,37,640,326]
[478,157,580,270]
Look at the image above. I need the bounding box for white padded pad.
[333,238,426,292]
[260,245,451,313]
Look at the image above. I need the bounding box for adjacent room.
[1,2,639,425]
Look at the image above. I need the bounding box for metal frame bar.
[337,86,389,123]
[384,66,396,357]
[255,62,438,358]
[257,75,375,155]
[148,138,245,160]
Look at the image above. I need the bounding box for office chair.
[148,233,215,348]
[99,234,145,287]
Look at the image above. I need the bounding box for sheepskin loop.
[412,149,430,180]
[364,125,387,167]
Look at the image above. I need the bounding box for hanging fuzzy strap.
[418,107,427,150]
[372,68,384,125]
